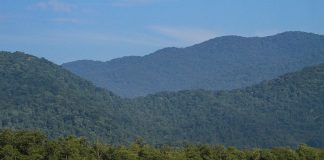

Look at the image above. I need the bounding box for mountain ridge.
[64,31,321,64]
[63,31,324,97]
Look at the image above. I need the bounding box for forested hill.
[63,31,324,97]
[0,51,133,144]
[1,51,324,148]
[128,63,324,147]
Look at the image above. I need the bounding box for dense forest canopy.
[1,130,324,160]
[0,51,324,148]
[63,31,324,97]
[0,51,128,143]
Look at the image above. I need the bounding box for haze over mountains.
[1,51,324,147]
[63,31,324,97]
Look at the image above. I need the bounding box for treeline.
[0,130,323,160]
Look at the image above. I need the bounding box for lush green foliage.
[1,130,324,160]
[63,31,324,97]
[1,51,324,147]
[0,51,130,144]
[126,62,324,147]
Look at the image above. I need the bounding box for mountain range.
[1,51,324,147]
[63,31,324,97]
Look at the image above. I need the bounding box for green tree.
[297,144,319,160]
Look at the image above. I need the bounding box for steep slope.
[1,51,324,147]
[0,51,133,143]
[63,31,324,97]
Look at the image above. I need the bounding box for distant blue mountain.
[63,31,324,97]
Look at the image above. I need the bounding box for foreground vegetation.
[0,130,323,160]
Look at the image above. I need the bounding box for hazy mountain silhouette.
[63,31,324,97]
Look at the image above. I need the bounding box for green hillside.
[1,51,324,147]
[0,51,132,143]
[128,63,324,147]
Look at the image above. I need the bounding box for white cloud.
[51,18,79,24]
[111,0,157,7]
[149,25,217,44]
[35,0,74,12]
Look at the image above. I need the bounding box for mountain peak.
[273,31,318,36]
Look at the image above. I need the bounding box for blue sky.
[0,0,324,64]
